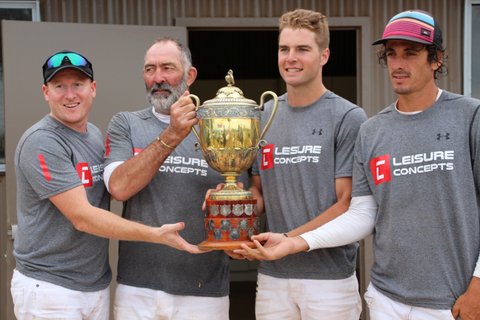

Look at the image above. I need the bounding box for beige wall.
[0,173,13,320]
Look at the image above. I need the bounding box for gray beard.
[147,80,188,115]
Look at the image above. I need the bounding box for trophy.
[190,70,278,250]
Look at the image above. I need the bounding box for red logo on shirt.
[261,144,274,170]
[76,162,93,187]
[370,154,391,185]
[104,134,111,158]
[38,154,52,181]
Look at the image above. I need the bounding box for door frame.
[176,16,374,320]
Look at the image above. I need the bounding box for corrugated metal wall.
[41,0,374,24]
[41,0,460,24]
[39,0,463,114]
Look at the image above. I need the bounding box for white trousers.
[255,273,362,320]
[10,269,110,320]
[114,283,230,320]
[365,283,456,320]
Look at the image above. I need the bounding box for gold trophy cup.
[190,70,278,250]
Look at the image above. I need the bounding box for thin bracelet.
[156,136,175,149]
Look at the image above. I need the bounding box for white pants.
[114,283,230,320]
[255,273,362,320]
[10,269,110,320]
[365,283,456,320]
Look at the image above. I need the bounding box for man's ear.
[187,67,198,86]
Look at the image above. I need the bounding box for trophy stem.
[222,173,241,191]
[209,172,252,201]
[224,174,238,184]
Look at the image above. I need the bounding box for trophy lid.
[200,70,258,107]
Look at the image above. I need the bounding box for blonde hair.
[279,9,329,50]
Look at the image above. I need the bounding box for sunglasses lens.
[47,53,87,68]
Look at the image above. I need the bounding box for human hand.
[165,91,199,143]
[202,183,225,211]
[232,232,308,261]
[251,232,285,248]
[224,250,247,260]
[248,185,264,215]
[201,182,244,211]
[233,232,285,261]
[452,276,480,319]
[157,222,209,254]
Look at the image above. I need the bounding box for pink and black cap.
[372,10,443,48]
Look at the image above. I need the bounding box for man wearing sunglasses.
[11,50,203,320]
[103,38,234,319]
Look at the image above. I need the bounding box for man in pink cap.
[236,9,480,320]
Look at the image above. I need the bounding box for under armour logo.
[312,128,323,135]
[436,132,450,140]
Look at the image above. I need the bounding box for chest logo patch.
[370,154,392,185]
[261,144,275,170]
[76,162,93,187]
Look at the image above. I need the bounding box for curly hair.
[376,43,447,79]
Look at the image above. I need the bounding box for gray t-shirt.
[252,91,367,279]
[105,107,237,297]
[352,90,480,309]
[14,115,111,292]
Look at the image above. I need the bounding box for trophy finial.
[225,69,235,86]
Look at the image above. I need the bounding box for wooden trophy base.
[198,240,256,251]
[200,198,259,251]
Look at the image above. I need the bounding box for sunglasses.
[46,52,88,69]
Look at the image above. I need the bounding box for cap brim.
[44,65,93,83]
[372,36,432,46]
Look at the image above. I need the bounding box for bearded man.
[103,37,234,320]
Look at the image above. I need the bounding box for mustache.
[150,82,172,95]
[391,71,410,77]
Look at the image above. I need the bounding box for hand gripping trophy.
[190,70,278,250]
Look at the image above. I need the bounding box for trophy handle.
[188,94,201,142]
[258,91,279,141]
